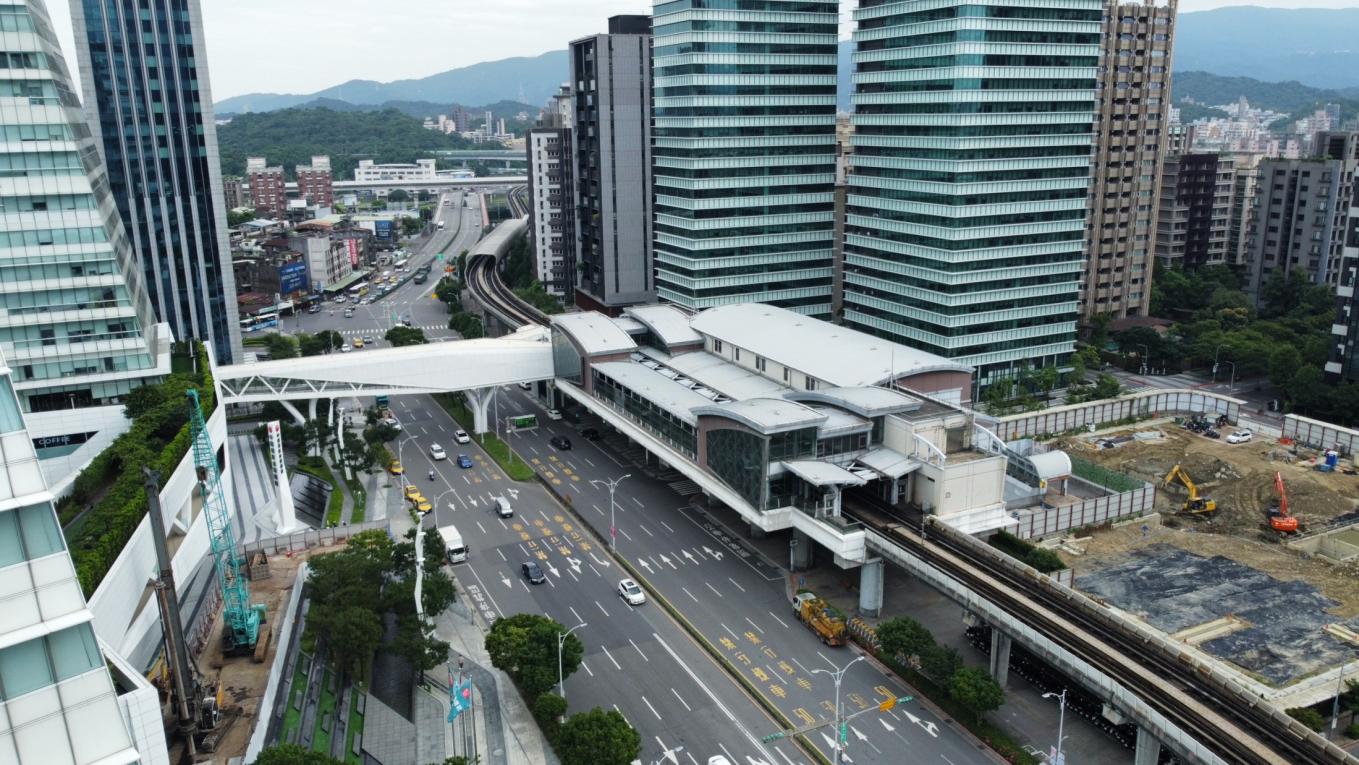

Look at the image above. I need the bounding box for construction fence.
[1282,414,1359,456]
[995,389,1241,441]
[1010,485,1156,541]
[240,520,387,558]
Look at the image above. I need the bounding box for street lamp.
[1136,344,1150,376]
[590,474,631,552]
[1042,689,1068,765]
[810,654,865,763]
[1331,661,1348,740]
[558,622,586,719]
[430,489,457,527]
[1212,344,1229,383]
[1217,360,1237,392]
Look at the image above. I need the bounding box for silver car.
[618,578,646,606]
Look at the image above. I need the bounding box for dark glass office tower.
[651,0,839,317]
[71,0,241,363]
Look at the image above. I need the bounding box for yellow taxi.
[414,499,433,515]
[404,485,423,500]
[353,337,364,349]
[388,460,404,475]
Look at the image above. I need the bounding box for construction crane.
[1267,470,1300,534]
[187,390,262,654]
[1162,464,1217,515]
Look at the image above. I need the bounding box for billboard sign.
[374,219,394,241]
[278,261,307,294]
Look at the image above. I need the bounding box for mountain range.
[214,7,1359,117]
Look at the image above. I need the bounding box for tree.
[981,378,1015,415]
[556,707,641,765]
[262,332,298,359]
[485,613,583,698]
[389,616,450,673]
[949,666,1004,721]
[400,216,424,237]
[533,692,567,743]
[1091,373,1121,400]
[1268,345,1304,390]
[313,605,383,676]
[386,326,428,346]
[1034,365,1060,397]
[920,644,962,684]
[876,617,934,663]
[316,330,344,352]
[388,189,411,203]
[227,208,255,228]
[1087,312,1113,348]
[513,281,564,315]
[1286,706,1327,732]
[254,745,344,765]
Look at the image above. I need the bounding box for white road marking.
[582,456,595,467]
[592,504,605,517]
[641,695,662,720]
[639,523,654,537]
[790,657,813,676]
[475,521,487,535]
[570,482,581,494]
[729,577,746,593]
[568,569,579,582]
[589,563,602,578]
[632,497,644,508]
[618,527,633,541]
[570,606,585,625]
[528,445,540,455]
[629,638,649,662]
[681,586,700,603]
[744,616,764,635]
[519,580,530,593]
[602,645,622,670]
[464,565,506,618]
[817,651,837,670]
[495,549,507,562]
[596,600,610,617]
[612,703,629,726]
[660,520,675,533]
[581,660,594,677]
[718,743,737,765]
[719,623,741,641]
[775,747,798,765]
[705,581,723,598]
[670,687,692,712]
[654,633,781,761]
[686,753,699,765]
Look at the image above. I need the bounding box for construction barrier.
[995,389,1242,441]
[240,520,387,557]
[1010,486,1155,540]
[1282,414,1359,457]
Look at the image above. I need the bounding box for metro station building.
[548,303,1011,568]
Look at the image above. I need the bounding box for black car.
[580,428,599,441]
[522,561,546,584]
[549,436,572,450]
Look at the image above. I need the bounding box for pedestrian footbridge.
[215,326,552,430]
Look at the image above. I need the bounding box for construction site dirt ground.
[171,548,319,763]
[1051,425,1359,687]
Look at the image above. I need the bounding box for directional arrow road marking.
[681,549,697,564]
[589,552,612,568]
[702,545,724,560]
[904,711,937,738]
[500,574,512,588]
[566,557,583,573]
[546,562,560,577]
[638,558,654,574]
[879,718,895,733]
[659,553,677,570]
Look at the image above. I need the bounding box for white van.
[438,525,467,564]
[494,496,513,518]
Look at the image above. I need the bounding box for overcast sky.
[41,0,1359,102]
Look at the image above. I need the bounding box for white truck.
[438,525,467,564]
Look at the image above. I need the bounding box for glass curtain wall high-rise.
[651,0,839,317]
[0,0,162,414]
[72,0,242,364]
[843,0,1102,391]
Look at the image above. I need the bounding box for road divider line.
[670,687,692,712]
[767,611,791,629]
[602,645,622,670]
[705,581,723,598]
[639,523,654,537]
[641,695,662,721]
[681,586,700,603]
[660,520,675,533]
[632,497,644,508]
[653,632,782,763]
[595,599,610,617]
[581,660,594,677]
[744,616,764,635]
[569,605,585,625]
[729,577,747,593]
[630,638,650,662]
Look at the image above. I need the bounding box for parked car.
[430,444,447,460]
[549,436,572,451]
[546,408,563,420]
[352,338,364,349]
[454,429,471,444]
[340,344,352,353]
[618,578,646,605]
[580,428,599,441]
[381,417,402,432]
[517,381,531,391]
[388,460,404,475]
[522,561,546,585]
[362,335,374,344]
[457,454,473,469]
[1227,429,1253,444]
[344,309,354,318]
[414,499,433,514]
[405,485,423,501]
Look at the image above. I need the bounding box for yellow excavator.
[1163,464,1217,515]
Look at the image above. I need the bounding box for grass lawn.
[433,394,535,480]
[345,688,365,763]
[312,669,337,754]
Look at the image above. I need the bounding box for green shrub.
[987,530,1067,573]
[1287,706,1327,732]
[533,692,567,743]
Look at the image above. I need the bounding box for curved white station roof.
[552,312,638,356]
[624,305,703,347]
[690,303,972,386]
[787,386,922,417]
[693,397,826,433]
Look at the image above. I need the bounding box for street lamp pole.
[811,655,865,763]
[590,475,632,552]
[1332,662,1347,740]
[558,622,586,719]
[1043,689,1068,765]
[1212,344,1228,383]
[1137,344,1150,376]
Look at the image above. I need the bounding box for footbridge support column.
[989,629,1012,688]
[858,558,884,618]
[279,400,306,427]
[790,529,814,571]
[463,388,495,434]
[1134,726,1161,765]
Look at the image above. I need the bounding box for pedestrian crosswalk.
[334,324,448,337]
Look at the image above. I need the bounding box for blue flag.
[447,677,474,723]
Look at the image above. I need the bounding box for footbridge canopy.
[216,326,553,404]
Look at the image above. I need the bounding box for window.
[713,340,722,354]
[0,503,64,567]
[805,378,817,391]
[734,348,741,362]
[0,624,103,700]
[755,356,766,372]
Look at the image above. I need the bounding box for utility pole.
[143,468,198,757]
[558,622,586,721]
[1043,689,1068,765]
[591,474,631,552]
[813,655,865,763]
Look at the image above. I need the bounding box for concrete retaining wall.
[995,390,1242,440]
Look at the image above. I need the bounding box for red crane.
[1268,471,1299,533]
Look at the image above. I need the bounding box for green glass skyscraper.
[843,0,1102,391]
[651,0,839,317]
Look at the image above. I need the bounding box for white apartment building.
[352,159,438,183]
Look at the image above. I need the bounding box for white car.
[454,429,471,444]
[381,417,402,432]
[339,344,352,353]
[546,408,563,421]
[618,578,646,606]
[430,444,447,460]
[1226,430,1253,444]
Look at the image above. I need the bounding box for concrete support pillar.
[279,399,306,426]
[989,629,1012,688]
[790,529,813,571]
[463,388,494,434]
[1134,726,1161,765]
[858,558,884,618]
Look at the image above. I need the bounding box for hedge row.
[63,343,216,595]
[987,530,1066,573]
